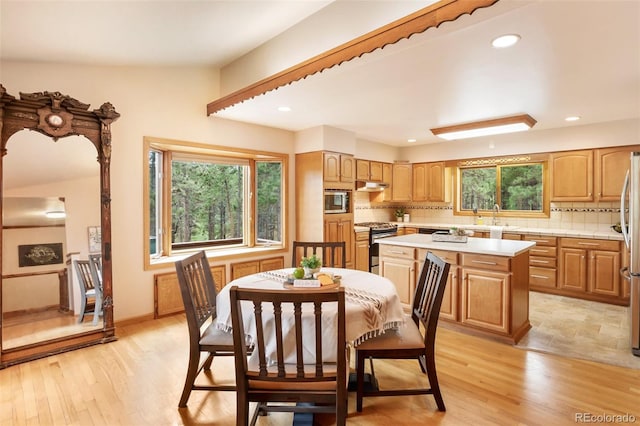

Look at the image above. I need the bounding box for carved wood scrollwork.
[0,84,120,368]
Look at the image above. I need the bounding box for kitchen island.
[378,234,535,344]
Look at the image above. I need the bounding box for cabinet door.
[589,250,620,296]
[355,232,369,271]
[595,147,633,201]
[427,162,445,201]
[439,266,458,321]
[340,155,355,183]
[392,163,412,201]
[356,159,370,181]
[323,153,340,183]
[558,247,587,292]
[381,257,415,305]
[338,218,354,268]
[461,268,510,334]
[260,257,284,272]
[231,261,260,280]
[369,161,383,182]
[550,150,593,201]
[412,163,427,201]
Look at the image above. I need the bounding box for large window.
[145,138,287,263]
[457,161,548,217]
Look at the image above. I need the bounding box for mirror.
[3,134,101,349]
[0,86,119,368]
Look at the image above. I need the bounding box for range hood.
[356,181,389,192]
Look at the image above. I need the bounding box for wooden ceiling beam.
[207,0,499,116]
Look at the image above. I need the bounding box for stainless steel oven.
[355,222,398,274]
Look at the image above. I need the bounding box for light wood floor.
[1,314,639,425]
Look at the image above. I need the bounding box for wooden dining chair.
[291,241,346,268]
[175,251,242,407]
[229,285,348,426]
[73,259,102,325]
[355,251,450,412]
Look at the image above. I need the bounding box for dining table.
[215,267,405,363]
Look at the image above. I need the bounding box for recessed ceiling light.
[492,34,520,48]
[565,116,581,122]
[277,106,291,112]
[407,138,416,143]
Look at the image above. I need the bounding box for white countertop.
[389,222,624,241]
[377,233,536,257]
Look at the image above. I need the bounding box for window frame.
[143,137,288,269]
[454,159,550,219]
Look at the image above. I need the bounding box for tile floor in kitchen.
[519,291,640,369]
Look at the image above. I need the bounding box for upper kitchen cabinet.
[392,163,412,201]
[356,159,383,182]
[550,150,593,201]
[323,152,354,188]
[412,161,450,202]
[594,146,640,201]
[550,146,639,202]
[370,162,393,203]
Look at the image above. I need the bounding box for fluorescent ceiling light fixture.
[565,116,581,122]
[45,210,66,219]
[492,34,520,48]
[430,114,537,141]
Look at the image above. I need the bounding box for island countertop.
[377,233,536,257]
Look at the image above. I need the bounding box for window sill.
[146,245,286,271]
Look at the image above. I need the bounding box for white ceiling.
[2,0,638,147]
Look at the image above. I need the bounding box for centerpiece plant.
[300,254,322,277]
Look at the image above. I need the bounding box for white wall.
[1,61,297,321]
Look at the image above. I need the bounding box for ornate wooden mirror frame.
[0,85,119,368]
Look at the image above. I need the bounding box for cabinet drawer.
[523,235,557,246]
[560,238,620,251]
[529,246,557,257]
[418,248,458,265]
[529,266,557,288]
[380,244,415,261]
[355,231,369,241]
[461,253,510,272]
[529,256,557,268]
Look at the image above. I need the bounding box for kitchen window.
[144,137,287,265]
[456,161,549,217]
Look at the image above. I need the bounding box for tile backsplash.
[353,191,621,232]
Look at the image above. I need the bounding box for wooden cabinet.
[525,235,557,290]
[558,238,622,303]
[550,150,593,201]
[411,162,449,202]
[231,256,285,281]
[379,244,416,305]
[323,152,354,185]
[355,230,369,271]
[594,146,638,201]
[392,163,412,201]
[324,215,354,269]
[420,249,459,321]
[356,159,382,182]
[380,243,530,344]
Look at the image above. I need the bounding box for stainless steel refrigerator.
[621,151,640,357]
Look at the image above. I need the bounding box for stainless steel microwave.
[324,191,349,214]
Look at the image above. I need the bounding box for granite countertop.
[391,222,624,241]
[377,233,536,257]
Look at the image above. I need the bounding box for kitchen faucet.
[492,203,500,226]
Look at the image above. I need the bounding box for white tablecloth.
[216,268,405,363]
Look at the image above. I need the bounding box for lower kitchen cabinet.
[379,244,416,305]
[420,249,458,321]
[558,237,623,304]
[355,230,369,271]
[324,215,354,268]
[461,267,510,335]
